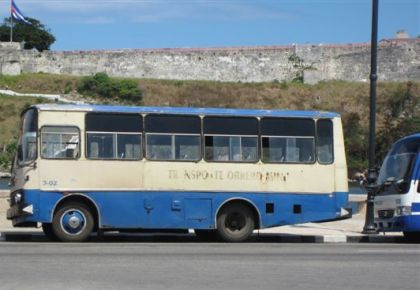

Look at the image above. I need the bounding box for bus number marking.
[42,180,58,187]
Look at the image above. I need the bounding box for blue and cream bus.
[7,104,350,242]
[374,134,420,241]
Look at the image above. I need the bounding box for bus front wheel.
[52,202,94,242]
[216,203,255,242]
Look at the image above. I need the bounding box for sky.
[0,0,419,51]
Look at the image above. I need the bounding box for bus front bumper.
[6,190,38,227]
[7,205,37,227]
[375,215,420,232]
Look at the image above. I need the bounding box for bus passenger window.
[145,114,201,161]
[146,135,173,160]
[117,134,141,159]
[261,137,285,162]
[297,138,315,162]
[85,113,142,160]
[41,126,80,159]
[261,118,315,164]
[317,120,334,164]
[203,117,258,163]
[176,135,200,160]
[86,133,114,159]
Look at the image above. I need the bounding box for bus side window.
[261,118,315,164]
[145,114,201,161]
[203,116,258,163]
[317,120,334,164]
[41,126,80,159]
[85,113,142,160]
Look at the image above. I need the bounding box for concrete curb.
[257,233,404,243]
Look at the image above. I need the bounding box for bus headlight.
[14,193,22,204]
[396,206,411,216]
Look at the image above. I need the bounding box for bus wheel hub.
[68,216,81,229]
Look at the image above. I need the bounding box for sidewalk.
[0,191,404,243]
[257,213,403,243]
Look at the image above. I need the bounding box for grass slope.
[0,73,418,174]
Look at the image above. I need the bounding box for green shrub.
[116,79,142,101]
[77,73,142,103]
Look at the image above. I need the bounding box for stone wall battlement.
[0,38,418,84]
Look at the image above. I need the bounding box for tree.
[0,17,55,51]
[342,112,368,172]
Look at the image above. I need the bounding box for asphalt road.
[0,243,419,290]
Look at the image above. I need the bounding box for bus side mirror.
[395,179,409,193]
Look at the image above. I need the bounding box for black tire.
[52,202,94,242]
[216,203,255,242]
[403,231,420,243]
[194,229,219,242]
[42,223,58,241]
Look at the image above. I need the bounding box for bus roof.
[32,103,340,119]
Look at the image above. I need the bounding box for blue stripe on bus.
[375,215,420,232]
[412,203,420,213]
[19,189,348,230]
[400,215,420,232]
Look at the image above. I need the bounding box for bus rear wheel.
[52,202,94,242]
[216,203,255,242]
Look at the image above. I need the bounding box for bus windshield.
[18,108,38,165]
[377,139,419,195]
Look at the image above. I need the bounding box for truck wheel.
[216,203,255,242]
[52,202,94,242]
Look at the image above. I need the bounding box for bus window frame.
[260,117,316,165]
[261,135,316,164]
[316,119,335,165]
[203,133,259,164]
[85,112,143,161]
[144,114,202,163]
[17,108,38,166]
[203,116,259,164]
[40,125,81,160]
[86,131,143,161]
[145,132,202,162]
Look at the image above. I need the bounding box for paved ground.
[0,191,9,228]
[0,243,419,290]
[0,191,10,229]
[0,190,404,243]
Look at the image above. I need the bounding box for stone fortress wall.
[0,38,418,84]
